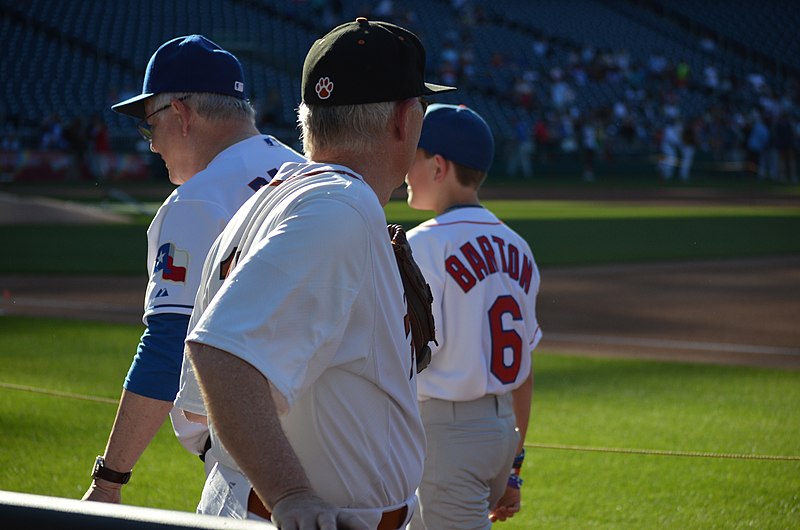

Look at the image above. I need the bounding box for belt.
[248,489,408,529]
[198,435,212,462]
[421,393,514,423]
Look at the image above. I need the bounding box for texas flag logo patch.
[154,242,188,283]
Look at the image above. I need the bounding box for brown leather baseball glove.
[388,224,436,373]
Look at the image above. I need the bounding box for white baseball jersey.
[143,134,304,325]
[407,205,542,402]
[144,133,303,454]
[177,162,424,522]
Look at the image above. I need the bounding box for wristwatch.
[91,456,132,484]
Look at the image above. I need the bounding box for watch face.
[92,457,103,477]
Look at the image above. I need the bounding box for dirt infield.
[1,186,798,370]
[2,256,798,370]
[538,257,800,369]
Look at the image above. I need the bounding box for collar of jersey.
[269,163,363,187]
[441,203,484,215]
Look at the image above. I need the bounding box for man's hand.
[81,478,123,504]
[270,490,368,529]
[489,485,521,523]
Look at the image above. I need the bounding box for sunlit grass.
[1,317,798,527]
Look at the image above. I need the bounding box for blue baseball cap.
[418,104,494,172]
[112,35,247,119]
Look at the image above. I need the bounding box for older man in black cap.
[176,18,455,529]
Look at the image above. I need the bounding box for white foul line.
[543,332,800,356]
[0,381,118,405]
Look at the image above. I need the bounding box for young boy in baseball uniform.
[405,104,542,529]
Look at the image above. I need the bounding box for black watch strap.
[92,456,132,485]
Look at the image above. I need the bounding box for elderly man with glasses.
[82,34,304,504]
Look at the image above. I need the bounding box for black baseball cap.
[302,17,456,106]
[112,35,247,119]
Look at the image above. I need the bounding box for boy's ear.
[432,154,449,182]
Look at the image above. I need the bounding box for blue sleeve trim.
[124,313,191,402]
[151,304,195,310]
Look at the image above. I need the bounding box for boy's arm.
[490,365,533,522]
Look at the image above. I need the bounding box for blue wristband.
[513,448,526,470]
[507,473,523,490]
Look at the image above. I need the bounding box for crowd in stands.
[1,0,798,183]
[424,0,799,183]
[1,111,111,182]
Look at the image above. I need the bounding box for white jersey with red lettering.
[143,134,304,325]
[407,205,542,402]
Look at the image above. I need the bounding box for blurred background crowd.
[1,0,798,184]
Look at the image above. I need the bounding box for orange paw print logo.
[315,77,334,100]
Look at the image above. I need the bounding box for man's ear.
[393,98,420,142]
[173,98,193,137]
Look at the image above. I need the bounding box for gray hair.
[297,101,395,157]
[150,92,256,124]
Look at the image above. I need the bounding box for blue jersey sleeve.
[124,313,191,401]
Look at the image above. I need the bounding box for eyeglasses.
[136,95,191,140]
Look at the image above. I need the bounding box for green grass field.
[2,195,799,527]
[2,200,799,274]
[1,317,798,528]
